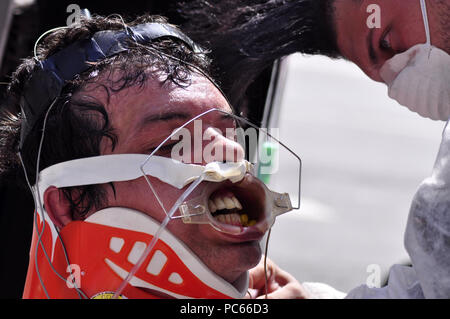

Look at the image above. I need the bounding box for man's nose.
[200,127,245,164]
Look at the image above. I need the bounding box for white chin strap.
[36,154,252,200]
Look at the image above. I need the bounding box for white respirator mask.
[379,0,450,121]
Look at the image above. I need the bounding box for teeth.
[208,200,217,213]
[232,197,243,210]
[210,192,249,227]
[223,197,235,209]
[213,212,257,227]
[214,197,226,210]
[214,213,241,226]
[216,214,226,223]
[210,194,243,212]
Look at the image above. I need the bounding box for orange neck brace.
[23,207,248,299]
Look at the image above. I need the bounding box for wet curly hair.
[0,14,211,218]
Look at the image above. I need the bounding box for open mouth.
[207,175,266,229]
[209,189,254,227]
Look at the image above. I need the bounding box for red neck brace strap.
[23,207,248,299]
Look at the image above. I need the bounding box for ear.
[43,186,73,228]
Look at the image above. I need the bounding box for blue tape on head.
[19,22,202,149]
[41,38,107,82]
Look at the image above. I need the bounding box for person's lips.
[218,226,265,242]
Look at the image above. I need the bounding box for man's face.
[81,72,263,283]
[333,0,449,81]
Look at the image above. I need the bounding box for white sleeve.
[345,264,424,299]
[346,120,450,299]
[347,120,450,299]
[301,282,346,299]
[303,264,424,299]
[303,121,450,299]
[404,120,450,298]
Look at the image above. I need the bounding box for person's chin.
[226,241,262,279]
[245,243,262,268]
[195,226,263,280]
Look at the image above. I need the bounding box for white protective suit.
[303,0,450,299]
[303,120,450,299]
[346,120,450,299]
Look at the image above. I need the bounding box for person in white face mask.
[379,1,450,121]
[346,0,450,298]
[244,0,450,299]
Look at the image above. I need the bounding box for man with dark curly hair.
[0,14,306,299]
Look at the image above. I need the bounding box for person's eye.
[147,142,178,156]
[379,27,393,52]
[379,29,393,52]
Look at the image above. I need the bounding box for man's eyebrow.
[138,111,191,128]
[137,109,235,134]
[367,28,378,65]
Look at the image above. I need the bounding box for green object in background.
[257,141,279,184]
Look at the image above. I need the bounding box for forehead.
[334,0,364,60]
[85,71,232,135]
[333,0,423,81]
[334,0,378,76]
[113,72,229,114]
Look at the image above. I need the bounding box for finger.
[248,257,275,290]
[270,266,298,287]
[244,288,259,299]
